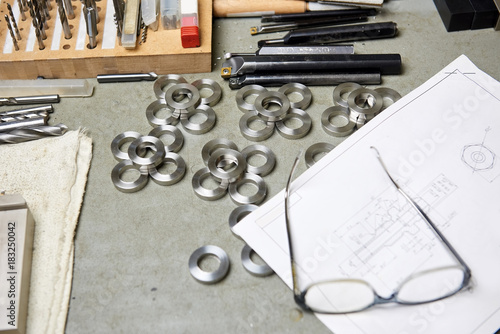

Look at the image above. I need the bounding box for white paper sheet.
[234,55,500,334]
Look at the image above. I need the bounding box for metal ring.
[146,100,180,127]
[165,83,201,111]
[228,204,259,238]
[189,245,230,284]
[235,85,268,112]
[304,142,335,168]
[201,138,239,165]
[207,148,247,183]
[180,104,216,135]
[374,87,402,110]
[128,135,166,168]
[191,79,223,106]
[148,125,184,153]
[192,167,229,201]
[241,144,276,176]
[153,74,188,100]
[228,173,267,206]
[321,105,356,137]
[239,112,275,142]
[111,131,143,161]
[254,91,290,122]
[111,160,148,193]
[241,244,274,277]
[149,152,186,186]
[275,108,312,140]
[347,88,383,117]
[278,83,312,110]
[333,82,362,107]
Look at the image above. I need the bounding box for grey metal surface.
[60,0,500,333]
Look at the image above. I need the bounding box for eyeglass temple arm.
[371,147,472,279]
[285,153,303,298]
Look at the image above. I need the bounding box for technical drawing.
[461,127,500,182]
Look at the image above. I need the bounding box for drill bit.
[0,124,68,144]
[83,3,98,48]
[62,0,75,19]
[140,20,147,44]
[6,4,22,40]
[0,116,47,132]
[16,0,27,21]
[4,15,20,51]
[56,0,72,39]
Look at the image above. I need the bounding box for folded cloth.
[0,129,92,334]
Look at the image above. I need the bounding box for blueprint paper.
[234,55,500,334]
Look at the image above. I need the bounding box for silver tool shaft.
[96,72,158,83]
[1,112,49,122]
[0,105,54,117]
[62,0,75,19]
[4,15,20,51]
[6,3,22,39]
[0,116,47,132]
[0,124,68,144]
[0,95,60,106]
[84,5,98,48]
[58,1,72,39]
[16,0,27,20]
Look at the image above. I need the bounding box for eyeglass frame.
[283,146,472,314]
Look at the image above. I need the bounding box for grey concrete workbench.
[60,0,500,333]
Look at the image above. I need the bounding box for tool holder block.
[0,0,212,79]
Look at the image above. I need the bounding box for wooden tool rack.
[0,0,212,79]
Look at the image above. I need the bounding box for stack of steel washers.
[0,102,68,144]
[192,139,276,206]
[321,82,402,137]
[237,83,313,141]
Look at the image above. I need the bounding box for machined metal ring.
[374,87,402,110]
[241,244,274,277]
[201,138,239,165]
[275,108,312,139]
[192,167,229,201]
[228,173,267,206]
[149,152,186,186]
[111,131,143,161]
[207,148,246,183]
[239,112,275,142]
[347,87,383,116]
[148,125,184,153]
[146,100,180,127]
[254,91,290,122]
[304,142,335,168]
[235,85,268,112]
[180,104,216,135]
[189,245,230,284]
[153,74,188,100]
[128,135,166,169]
[278,82,312,110]
[321,105,356,137]
[165,83,201,111]
[228,204,259,238]
[191,79,223,106]
[333,82,362,107]
[241,144,276,176]
[111,160,148,193]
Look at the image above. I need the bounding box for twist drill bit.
[4,15,20,51]
[0,124,68,144]
[6,4,22,40]
[16,0,27,21]
[1,112,49,123]
[56,0,72,39]
[112,0,124,38]
[62,0,75,19]
[45,0,52,11]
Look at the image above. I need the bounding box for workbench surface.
[50,0,500,333]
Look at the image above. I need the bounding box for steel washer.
[347,88,383,117]
[153,74,188,100]
[239,112,275,142]
[148,125,184,152]
[304,142,335,168]
[189,245,230,284]
[111,131,143,161]
[149,152,186,186]
[278,82,312,110]
[235,85,268,112]
[333,82,362,107]
[275,108,312,140]
[111,160,149,193]
[254,91,290,122]
[207,148,247,183]
[180,104,216,134]
[321,105,356,137]
[146,100,180,127]
[201,138,239,165]
[228,173,267,206]
[374,87,402,110]
[191,79,222,106]
[228,204,259,238]
[165,83,201,111]
[192,167,229,201]
[241,144,276,176]
[127,136,166,169]
[241,244,274,277]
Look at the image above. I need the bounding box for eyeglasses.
[284,147,472,314]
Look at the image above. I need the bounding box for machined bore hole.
[201,174,221,190]
[237,182,258,197]
[157,161,177,174]
[355,93,376,109]
[188,112,208,124]
[216,157,238,174]
[328,113,349,127]
[283,117,303,129]
[248,118,268,131]
[247,153,266,168]
[199,87,213,99]
[312,151,329,163]
[262,98,282,112]
[121,168,141,182]
[198,254,220,272]
[249,250,266,266]
[286,92,303,104]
